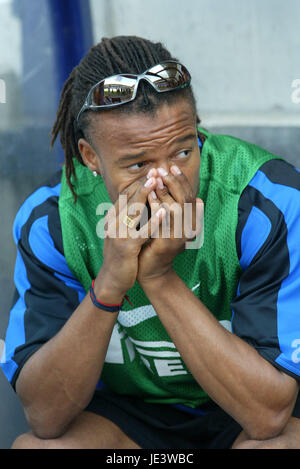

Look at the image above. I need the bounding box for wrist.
[139,268,176,291]
[93,276,126,306]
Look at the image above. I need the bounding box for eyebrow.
[117,133,196,165]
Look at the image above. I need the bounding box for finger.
[149,192,175,241]
[147,189,158,205]
[111,174,155,226]
[119,178,156,238]
[150,181,185,238]
[147,191,164,239]
[118,177,157,231]
[146,168,158,180]
[119,173,157,201]
[156,166,194,206]
[139,205,166,240]
[155,177,176,206]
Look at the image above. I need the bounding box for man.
[1,36,300,449]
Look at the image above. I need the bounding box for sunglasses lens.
[146,63,191,91]
[76,62,191,122]
[91,75,137,106]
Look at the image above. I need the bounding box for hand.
[137,166,204,285]
[94,175,165,301]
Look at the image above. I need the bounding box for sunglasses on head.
[75,61,191,124]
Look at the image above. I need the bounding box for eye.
[174,150,191,160]
[127,161,148,172]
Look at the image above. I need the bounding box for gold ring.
[122,215,136,229]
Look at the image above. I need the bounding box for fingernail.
[157,168,168,177]
[170,165,181,175]
[150,190,157,199]
[144,177,154,188]
[157,177,164,189]
[147,169,156,179]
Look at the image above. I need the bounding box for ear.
[78,138,102,176]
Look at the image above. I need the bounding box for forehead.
[89,100,197,156]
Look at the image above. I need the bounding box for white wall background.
[90,0,300,126]
[1,0,299,127]
[0,0,22,76]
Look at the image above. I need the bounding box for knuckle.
[158,186,169,197]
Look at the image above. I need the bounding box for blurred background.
[0,0,299,448]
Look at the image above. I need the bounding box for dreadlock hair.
[51,36,203,202]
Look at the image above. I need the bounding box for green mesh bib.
[58,128,281,407]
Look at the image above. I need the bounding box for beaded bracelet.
[89,279,132,312]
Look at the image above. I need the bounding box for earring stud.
[92,171,98,177]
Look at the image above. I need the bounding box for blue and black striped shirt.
[1,158,300,403]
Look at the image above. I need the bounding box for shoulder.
[14,171,61,239]
[13,170,69,273]
[236,158,300,269]
[232,159,300,380]
[239,158,300,209]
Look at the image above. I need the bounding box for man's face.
[86,99,201,203]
